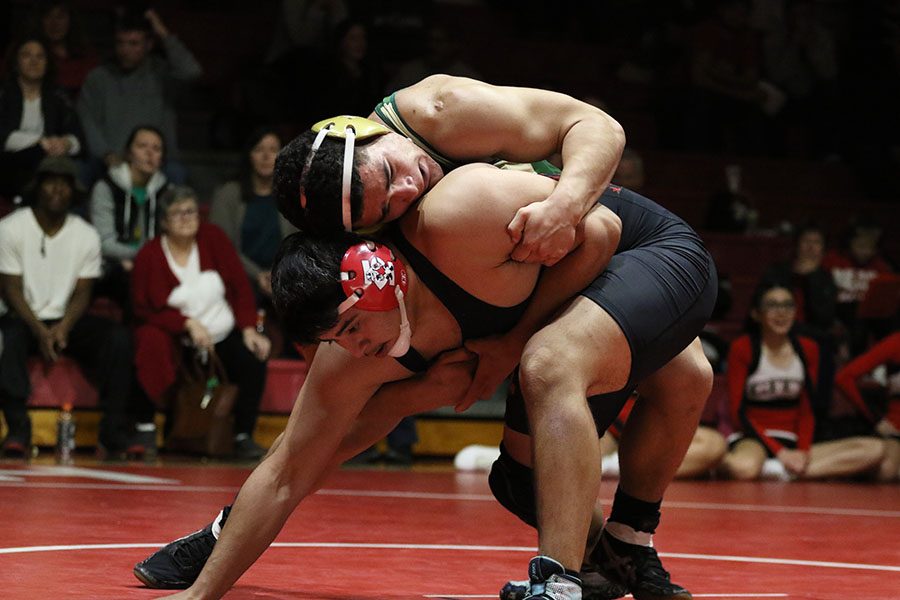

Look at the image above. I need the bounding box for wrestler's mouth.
[375,341,389,358]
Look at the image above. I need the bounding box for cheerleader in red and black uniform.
[721,280,884,480]
[835,331,900,482]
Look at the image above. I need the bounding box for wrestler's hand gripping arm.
[388,75,626,264]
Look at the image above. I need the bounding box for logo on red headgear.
[362,256,395,290]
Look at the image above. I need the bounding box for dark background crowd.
[0,0,897,475]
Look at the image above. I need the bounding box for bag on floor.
[166,349,237,457]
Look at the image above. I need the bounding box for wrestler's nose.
[341,334,368,358]
[390,176,417,203]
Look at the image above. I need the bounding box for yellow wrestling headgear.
[298,116,391,232]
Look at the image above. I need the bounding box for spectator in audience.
[210,128,296,302]
[599,394,727,480]
[76,8,201,183]
[0,36,83,199]
[318,19,384,118]
[131,186,271,460]
[387,25,480,92]
[720,279,884,480]
[32,0,98,97]
[90,125,170,313]
[0,156,153,458]
[835,331,900,482]
[823,219,894,356]
[763,221,838,414]
[764,221,837,338]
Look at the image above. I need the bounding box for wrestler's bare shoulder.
[395,76,493,133]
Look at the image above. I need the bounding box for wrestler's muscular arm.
[385,74,626,265]
[165,345,409,600]
[408,165,622,408]
[460,203,622,407]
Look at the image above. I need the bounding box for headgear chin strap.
[338,241,411,357]
[298,116,391,232]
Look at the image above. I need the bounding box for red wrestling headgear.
[338,241,412,357]
[338,242,409,313]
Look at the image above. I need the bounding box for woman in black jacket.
[0,36,83,197]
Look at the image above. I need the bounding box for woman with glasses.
[720,278,885,480]
[130,186,271,460]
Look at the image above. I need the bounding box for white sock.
[761,458,792,481]
[601,451,620,478]
[453,445,500,471]
[211,509,226,540]
[135,422,156,432]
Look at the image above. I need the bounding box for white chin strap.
[340,127,355,232]
[386,287,412,357]
[337,284,412,358]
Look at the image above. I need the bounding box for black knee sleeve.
[488,444,537,528]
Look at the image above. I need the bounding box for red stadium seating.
[26,357,308,414]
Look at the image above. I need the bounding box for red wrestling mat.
[0,462,898,599]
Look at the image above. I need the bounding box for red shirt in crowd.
[835,332,900,431]
[822,249,893,305]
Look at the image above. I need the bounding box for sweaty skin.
[156,165,621,600]
[368,74,626,266]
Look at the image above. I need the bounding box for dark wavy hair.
[239,126,282,201]
[271,231,366,343]
[744,277,794,334]
[124,124,166,163]
[32,1,92,58]
[274,130,373,233]
[6,36,56,88]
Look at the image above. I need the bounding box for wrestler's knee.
[681,340,714,396]
[646,340,713,414]
[519,335,584,402]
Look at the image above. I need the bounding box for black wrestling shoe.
[522,556,582,600]
[501,568,627,600]
[133,506,230,589]
[590,530,692,600]
[500,579,530,600]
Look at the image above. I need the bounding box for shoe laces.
[170,530,215,572]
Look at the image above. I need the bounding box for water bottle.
[56,403,76,464]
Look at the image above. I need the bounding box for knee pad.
[488,444,537,528]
